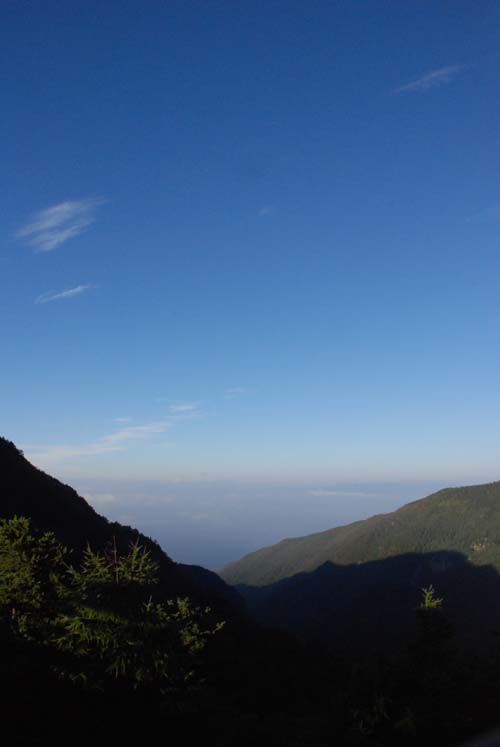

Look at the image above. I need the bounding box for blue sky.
[1,2,500,566]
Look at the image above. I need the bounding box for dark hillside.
[221,480,500,653]
[0,437,242,615]
[236,551,500,653]
[4,436,500,745]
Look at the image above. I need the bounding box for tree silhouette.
[0,516,224,693]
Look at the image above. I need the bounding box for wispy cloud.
[26,409,202,468]
[101,422,169,445]
[26,442,121,463]
[27,420,173,465]
[35,284,94,305]
[168,402,200,413]
[394,65,465,94]
[224,387,247,400]
[308,489,377,498]
[113,417,133,423]
[17,197,105,252]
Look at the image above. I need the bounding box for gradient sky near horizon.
[2,2,500,566]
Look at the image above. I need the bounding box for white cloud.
[168,402,200,413]
[35,284,94,304]
[394,65,465,94]
[25,387,210,473]
[258,206,273,217]
[27,442,120,463]
[101,422,169,445]
[17,197,105,252]
[224,387,247,400]
[27,420,172,466]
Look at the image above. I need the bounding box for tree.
[0,516,224,693]
[415,585,454,663]
[0,515,69,639]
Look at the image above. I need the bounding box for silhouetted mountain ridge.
[5,437,500,743]
[0,436,242,616]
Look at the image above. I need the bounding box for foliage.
[0,515,69,638]
[419,585,443,610]
[350,693,391,739]
[5,446,500,746]
[0,516,223,692]
[415,584,453,655]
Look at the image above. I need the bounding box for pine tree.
[0,516,224,693]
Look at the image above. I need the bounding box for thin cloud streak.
[26,410,202,467]
[169,403,200,413]
[394,65,465,94]
[17,197,105,252]
[101,422,169,445]
[27,421,172,465]
[35,284,93,304]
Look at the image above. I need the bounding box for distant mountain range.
[0,436,242,617]
[5,434,500,744]
[221,482,500,651]
[5,433,500,655]
[222,482,500,584]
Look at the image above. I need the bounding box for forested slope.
[221,482,500,586]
